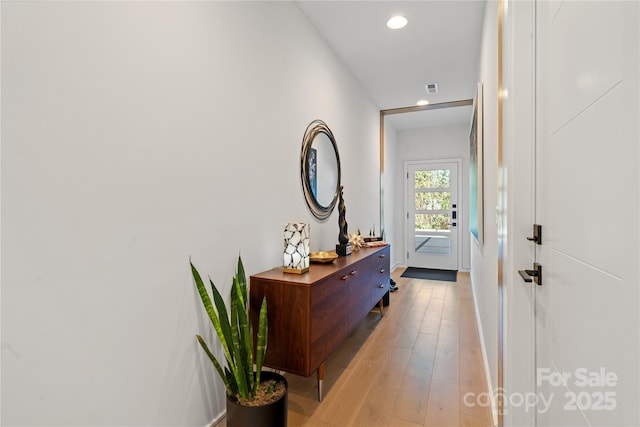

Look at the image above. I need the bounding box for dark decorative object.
[226,371,288,427]
[300,120,341,220]
[336,186,352,256]
[337,187,349,243]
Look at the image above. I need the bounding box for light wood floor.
[218,268,493,427]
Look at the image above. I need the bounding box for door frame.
[501,0,536,426]
[403,157,463,270]
[379,99,473,266]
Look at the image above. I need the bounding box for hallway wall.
[1,2,380,426]
[383,121,401,267]
[469,0,499,422]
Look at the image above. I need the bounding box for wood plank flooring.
[216,268,493,427]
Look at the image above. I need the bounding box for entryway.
[405,159,461,271]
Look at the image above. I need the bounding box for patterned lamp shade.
[283,223,310,274]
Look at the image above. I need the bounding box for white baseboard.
[469,278,499,427]
[206,410,225,427]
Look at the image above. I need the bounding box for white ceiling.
[295,0,486,130]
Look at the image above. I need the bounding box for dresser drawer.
[370,245,390,306]
[309,274,350,370]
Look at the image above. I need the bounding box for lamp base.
[336,243,352,256]
[283,267,309,274]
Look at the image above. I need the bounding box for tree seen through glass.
[415,214,450,231]
[414,169,451,231]
[414,169,450,189]
[415,192,451,210]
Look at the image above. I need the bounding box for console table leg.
[378,299,384,317]
[317,363,325,402]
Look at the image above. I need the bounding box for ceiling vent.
[425,83,439,94]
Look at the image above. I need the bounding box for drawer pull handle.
[379,255,385,258]
[350,271,358,276]
[377,284,385,289]
[341,275,349,280]
[379,269,385,273]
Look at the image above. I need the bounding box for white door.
[405,161,459,270]
[533,2,639,426]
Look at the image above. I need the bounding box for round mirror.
[301,120,341,220]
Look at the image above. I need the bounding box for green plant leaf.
[234,274,254,395]
[230,278,249,399]
[255,296,268,389]
[237,255,247,306]
[224,367,238,396]
[196,335,234,396]
[209,278,234,371]
[266,380,275,394]
[233,258,252,393]
[191,261,235,372]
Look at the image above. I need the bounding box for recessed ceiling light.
[416,100,429,106]
[387,15,408,30]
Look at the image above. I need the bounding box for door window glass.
[415,214,450,231]
[415,192,451,210]
[415,170,450,189]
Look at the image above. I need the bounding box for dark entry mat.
[401,267,457,282]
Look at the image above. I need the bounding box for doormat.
[401,267,457,282]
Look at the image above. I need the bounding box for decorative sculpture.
[336,186,352,256]
[349,232,365,250]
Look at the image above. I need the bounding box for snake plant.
[191,256,268,401]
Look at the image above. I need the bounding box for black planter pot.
[226,371,288,427]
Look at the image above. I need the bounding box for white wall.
[383,121,400,268]
[470,0,499,423]
[393,123,471,271]
[0,2,380,426]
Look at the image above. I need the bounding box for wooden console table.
[249,245,390,401]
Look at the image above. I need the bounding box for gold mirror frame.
[301,120,342,220]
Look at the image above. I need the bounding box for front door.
[533,1,639,426]
[406,160,459,270]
